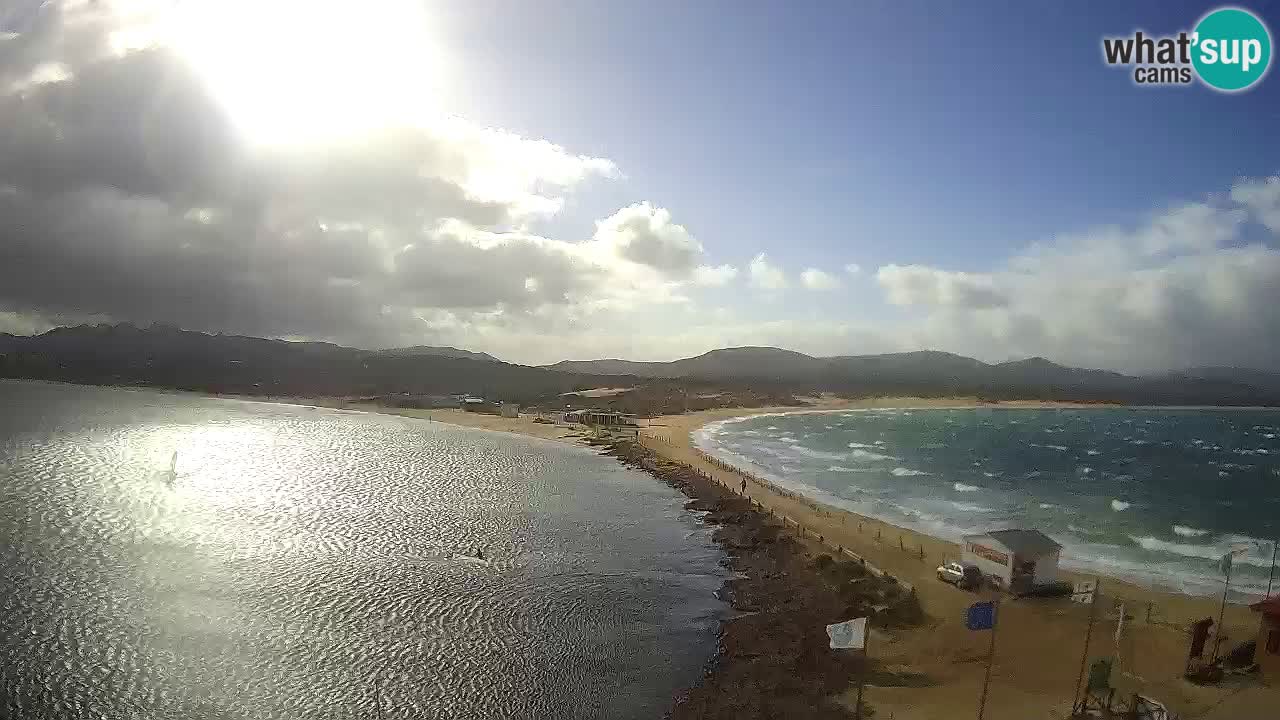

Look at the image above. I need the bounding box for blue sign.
[966,601,996,631]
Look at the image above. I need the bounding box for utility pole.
[854,630,870,720]
[1268,537,1278,600]
[1211,554,1233,664]
[977,601,1000,720]
[1071,578,1100,714]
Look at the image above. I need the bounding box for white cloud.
[876,265,1006,308]
[592,201,703,275]
[748,253,788,290]
[693,264,739,287]
[844,263,862,275]
[1232,176,1280,233]
[800,268,841,290]
[873,176,1280,373]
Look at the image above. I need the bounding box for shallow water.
[696,406,1280,599]
[0,380,725,719]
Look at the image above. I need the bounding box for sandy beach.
[358,396,1280,719]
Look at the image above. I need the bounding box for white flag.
[826,617,867,649]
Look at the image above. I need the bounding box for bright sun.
[164,0,447,145]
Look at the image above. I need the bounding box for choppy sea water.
[696,406,1280,599]
[0,380,725,720]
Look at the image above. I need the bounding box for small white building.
[961,529,1062,593]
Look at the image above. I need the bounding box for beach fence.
[638,434,917,595]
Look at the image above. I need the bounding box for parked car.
[936,561,983,590]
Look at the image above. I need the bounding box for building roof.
[1252,597,1280,616]
[977,529,1062,556]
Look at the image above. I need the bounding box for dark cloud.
[0,12,623,348]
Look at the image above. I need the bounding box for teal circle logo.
[1192,7,1272,91]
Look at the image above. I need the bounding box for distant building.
[564,410,635,427]
[1251,597,1280,678]
[500,402,519,418]
[961,529,1062,592]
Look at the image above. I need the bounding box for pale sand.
[364,396,1277,719]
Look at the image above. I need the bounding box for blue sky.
[2,1,1280,370]
[438,0,1279,267]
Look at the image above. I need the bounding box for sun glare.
[165,0,447,145]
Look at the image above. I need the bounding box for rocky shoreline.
[602,439,925,719]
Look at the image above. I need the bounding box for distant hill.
[376,346,500,363]
[545,347,824,380]
[548,347,1280,406]
[4,325,1279,406]
[0,324,605,402]
[1167,366,1280,395]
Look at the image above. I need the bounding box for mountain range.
[2,324,1278,407]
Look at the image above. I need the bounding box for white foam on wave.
[847,442,876,448]
[953,482,980,492]
[950,501,994,513]
[1086,449,1101,456]
[1039,503,1057,509]
[766,425,779,430]
[1079,466,1094,474]
[1265,433,1277,439]
[891,467,929,477]
[785,444,846,461]
[1129,535,1275,568]
[1173,525,1209,538]
[1111,499,1131,511]
[983,472,998,478]
[827,465,876,473]
[778,435,798,443]
[850,448,898,462]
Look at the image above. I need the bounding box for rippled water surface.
[0,380,724,719]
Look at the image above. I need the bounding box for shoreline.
[604,438,922,719]
[358,396,1276,719]
[9,380,1274,716]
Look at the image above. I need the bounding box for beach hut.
[961,529,1062,593]
[1250,597,1280,678]
[500,402,519,418]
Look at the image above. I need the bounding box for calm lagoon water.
[0,380,725,719]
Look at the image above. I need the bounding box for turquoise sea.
[695,407,1280,599]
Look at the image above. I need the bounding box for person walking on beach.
[740,478,747,495]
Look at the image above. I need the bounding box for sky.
[1,0,1279,372]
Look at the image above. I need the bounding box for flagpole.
[1071,578,1099,714]
[1211,555,1232,664]
[977,600,999,720]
